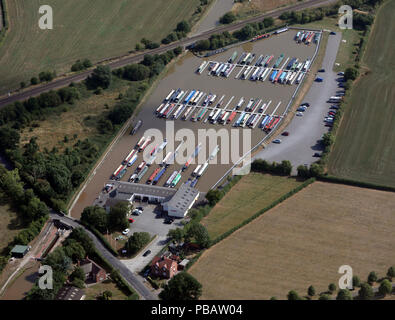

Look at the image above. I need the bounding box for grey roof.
[163,183,199,212]
[113,181,177,199]
[11,245,29,254]
[56,286,85,300]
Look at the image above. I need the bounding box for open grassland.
[234,0,307,18]
[0,203,21,252]
[189,182,395,300]
[19,79,131,152]
[0,0,200,94]
[328,0,395,187]
[201,173,302,239]
[84,279,129,300]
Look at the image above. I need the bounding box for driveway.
[254,32,342,173]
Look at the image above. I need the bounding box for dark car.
[143,250,151,257]
[313,153,322,158]
[330,31,337,35]
[137,206,144,211]
[164,217,174,224]
[281,131,289,136]
[318,69,326,72]
[301,103,310,107]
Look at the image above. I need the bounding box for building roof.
[79,258,104,276]
[179,259,190,267]
[162,183,199,212]
[151,256,178,271]
[56,286,85,300]
[10,245,29,254]
[113,181,177,200]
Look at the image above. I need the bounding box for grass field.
[84,279,129,300]
[0,0,201,94]
[19,79,131,152]
[0,203,21,252]
[328,0,395,187]
[201,173,303,239]
[234,0,307,18]
[189,182,395,300]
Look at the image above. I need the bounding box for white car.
[122,229,130,235]
[296,112,304,117]
[132,209,142,216]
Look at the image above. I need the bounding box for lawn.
[201,173,303,239]
[84,279,129,300]
[189,181,395,300]
[234,0,308,19]
[328,0,395,188]
[0,0,201,94]
[0,203,21,252]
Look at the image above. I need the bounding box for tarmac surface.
[254,32,342,172]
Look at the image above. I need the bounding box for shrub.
[219,12,237,24]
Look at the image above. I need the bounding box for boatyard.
[70,29,320,218]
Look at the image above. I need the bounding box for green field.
[201,173,302,239]
[0,0,201,94]
[328,0,395,188]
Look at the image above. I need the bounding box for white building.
[162,184,200,218]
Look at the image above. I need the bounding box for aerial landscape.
[0,0,393,308]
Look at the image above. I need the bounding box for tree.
[387,266,395,281]
[31,77,39,85]
[176,20,190,33]
[69,266,85,282]
[328,283,337,293]
[108,202,130,231]
[297,165,310,178]
[0,127,20,150]
[125,232,151,255]
[63,239,86,262]
[234,24,254,40]
[81,206,108,233]
[344,67,359,81]
[378,279,392,296]
[352,275,361,288]
[319,294,331,300]
[205,189,222,206]
[159,272,202,300]
[336,289,353,300]
[219,12,237,24]
[307,285,316,297]
[87,65,112,89]
[358,282,374,300]
[186,223,210,248]
[122,64,150,81]
[263,17,274,28]
[287,290,301,300]
[309,163,324,177]
[43,247,72,274]
[99,290,113,300]
[367,271,378,285]
[168,228,185,243]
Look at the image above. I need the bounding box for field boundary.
[0,0,8,46]
[317,175,395,193]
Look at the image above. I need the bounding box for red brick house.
[78,258,107,283]
[151,256,178,279]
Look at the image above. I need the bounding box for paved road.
[49,213,158,300]
[254,32,342,173]
[0,0,337,108]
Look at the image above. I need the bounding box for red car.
[281,131,290,136]
[128,218,134,223]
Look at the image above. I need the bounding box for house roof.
[10,245,29,254]
[151,256,178,271]
[56,286,85,300]
[79,258,104,275]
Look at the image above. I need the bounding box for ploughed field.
[0,0,201,94]
[328,0,395,188]
[189,181,395,300]
[201,173,303,240]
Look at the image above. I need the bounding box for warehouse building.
[162,183,200,218]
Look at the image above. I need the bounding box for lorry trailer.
[228,51,238,63]
[127,154,138,167]
[152,167,167,185]
[135,166,149,183]
[165,171,179,186]
[131,120,142,135]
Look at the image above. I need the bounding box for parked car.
[281,131,289,136]
[143,250,151,257]
[143,269,151,277]
[330,31,337,35]
[297,106,307,112]
[137,206,144,211]
[104,184,113,193]
[318,69,326,72]
[313,153,322,157]
[296,112,304,117]
[128,218,134,223]
[132,209,142,216]
[122,229,130,235]
[315,77,323,82]
[273,139,282,144]
[338,71,344,76]
[164,217,174,224]
[330,105,340,110]
[301,103,310,107]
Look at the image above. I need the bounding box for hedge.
[0,0,8,45]
[79,221,119,257]
[317,175,395,193]
[210,178,316,245]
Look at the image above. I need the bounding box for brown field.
[234,0,305,16]
[189,182,395,300]
[201,173,302,240]
[0,203,21,252]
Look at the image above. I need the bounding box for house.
[10,245,30,258]
[151,256,178,279]
[78,258,107,283]
[56,285,85,300]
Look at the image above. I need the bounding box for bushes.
[125,232,151,255]
[71,59,92,72]
[251,159,293,176]
[219,12,237,24]
[86,65,112,89]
